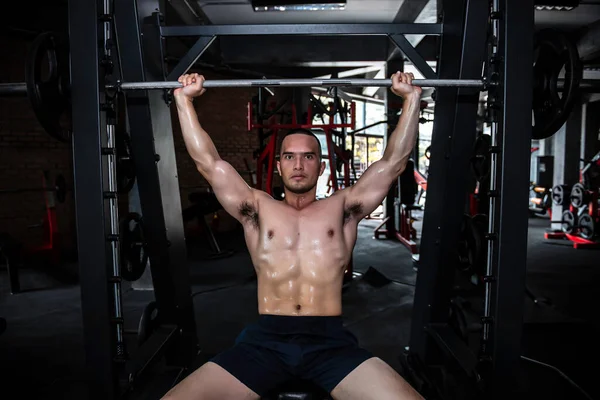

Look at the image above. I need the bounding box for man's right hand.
[174,73,206,100]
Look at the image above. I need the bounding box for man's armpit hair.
[239,201,259,228]
[343,202,364,224]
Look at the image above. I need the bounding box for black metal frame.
[69,0,120,397]
[158,22,442,83]
[70,0,198,399]
[489,0,533,396]
[70,0,534,397]
[161,23,443,36]
[405,0,533,399]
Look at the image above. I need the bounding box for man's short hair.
[279,128,323,159]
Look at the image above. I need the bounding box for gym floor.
[0,214,598,400]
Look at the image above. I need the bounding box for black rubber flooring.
[0,215,598,400]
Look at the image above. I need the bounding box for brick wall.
[171,70,260,209]
[171,71,288,232]
[0,34,76,256]
[0,38,281,255]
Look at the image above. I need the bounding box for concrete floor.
[0,214,598,400]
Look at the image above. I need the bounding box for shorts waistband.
[256,314,344,333]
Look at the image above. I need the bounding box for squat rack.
[67,0,532,399]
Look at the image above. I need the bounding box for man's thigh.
[162,343,291,400]
[330,357,425,400]
[161,361,258,400]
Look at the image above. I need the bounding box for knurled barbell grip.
[111,78,487,91]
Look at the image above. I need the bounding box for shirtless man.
[163,71,424,400]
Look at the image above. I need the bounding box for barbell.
[1,29,597,142]
[110,78,488,90]
[0,174,68,203]
[0,31,71,142]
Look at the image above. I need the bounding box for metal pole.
[0,83,27,96]
[115,78,487,90]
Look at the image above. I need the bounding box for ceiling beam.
[393,0,432,23]
[219,36,390,65]
[165,0,211,24]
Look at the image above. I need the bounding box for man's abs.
[255,252,347,316]
[241,194,360,316]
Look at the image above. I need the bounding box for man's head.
[277,129,326,195]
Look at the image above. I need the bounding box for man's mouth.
[291,175,305,180]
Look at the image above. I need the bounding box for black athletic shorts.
[210,314,373,396]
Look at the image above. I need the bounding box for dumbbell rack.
[545,185,600,249]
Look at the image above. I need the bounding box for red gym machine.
[247,93,356,196]
[545,151,600,249]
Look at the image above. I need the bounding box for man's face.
[277,134,325,194]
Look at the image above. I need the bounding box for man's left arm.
[345,72,422,218]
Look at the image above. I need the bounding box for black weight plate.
[561,210,575,234]
[54,174,67,203]
[578,213,596,240]
[470,134,492,182]
[552,184,569,206]
[137,301,158,346]
[120,212,148,281]
[456,214,472,272]
[25,32,72,142]
[116,131,136,193]
[570,183,586,208]
[470,214,488,276]
[532,29,582,140]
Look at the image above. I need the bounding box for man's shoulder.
[317,189,351,209]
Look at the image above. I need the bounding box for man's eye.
[285,155,293,160]
[306,155,313,159]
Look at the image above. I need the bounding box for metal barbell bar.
[107,78,600,92]
[0,83,28,97]
[111,78,488,91]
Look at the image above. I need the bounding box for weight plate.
[456,214,473,272]
[449,298,469,342]
[578,213,596,240]
[552,184,569,206]
[54,174,66,203]
[137,301,158,346]
[470,214,488,276]
[25,32,72,142]
[561,210,575,234]
[120,212,148,281]
[532,29,583,140]
[456,214,486,274]
[116,131,136,193]
[570,183,586,208]
[470,134,492,182]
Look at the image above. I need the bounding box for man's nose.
[293,158,304,170]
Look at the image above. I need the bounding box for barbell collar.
[113,78,487,91]
[0,83,28,96]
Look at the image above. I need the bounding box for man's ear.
[277,160,281,176]
[319,161,326,176]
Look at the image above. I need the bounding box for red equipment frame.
[31,171,60,264]
[373,169,427,255]
[247,98,356,195]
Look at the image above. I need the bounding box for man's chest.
[244,197,357,246]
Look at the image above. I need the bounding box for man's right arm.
[174,74,255,222]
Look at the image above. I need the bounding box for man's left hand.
[390,72,422,98]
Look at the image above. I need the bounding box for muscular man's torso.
[239,192,363,316]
